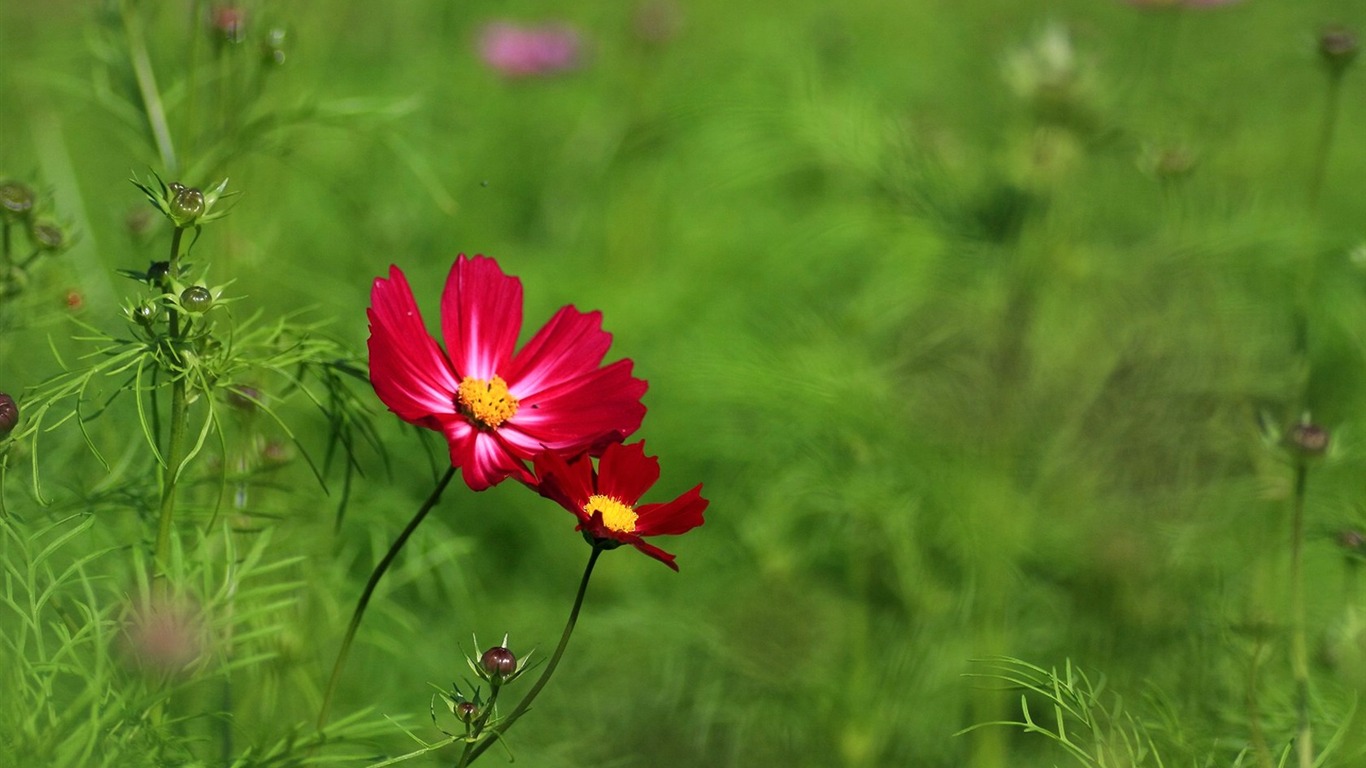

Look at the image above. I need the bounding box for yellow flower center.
[455,375,518,429]
[584,494,638,533]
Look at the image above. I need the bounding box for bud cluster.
[1,177,75,302]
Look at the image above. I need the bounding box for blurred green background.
[2,0,1366,765]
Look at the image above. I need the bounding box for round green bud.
[180,285,213,313]
[132,302,159,327]
[170,186,206,227]
[455,701,479,723]
[30,220,66,252]
[0,181,35,221]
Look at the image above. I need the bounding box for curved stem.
[317,466,458,732]
[1290,459,1313,768]
[461,546,603,766]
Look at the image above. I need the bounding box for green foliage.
[2,0,1366,766]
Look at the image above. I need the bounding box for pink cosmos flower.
[478,21,582,78]
[367,255,647,491]
[535,441,707,571]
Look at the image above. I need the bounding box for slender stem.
[461,546,603,766]
[121,0,178,174]
[152,227,189,575]
[316,466,458,732]
[1307,71,1344,213]
[1290,459,1314,768]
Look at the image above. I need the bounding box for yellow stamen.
[455,375,518,429]
[584,494,637,533]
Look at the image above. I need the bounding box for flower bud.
[455,701,480,723]
[1320,26,1358,75]
[170,186,207,228]
[180,285,213,313]
[146,260,171,286]
[211,6,247,44]
[262,27,288,66]
[0,180,35,221]
[0,393,18,438]
[30,220,66,252]
[1338,529,1366,559]
[132,301,159,328]
[480,646,517,679]
[1287,422,1330,458]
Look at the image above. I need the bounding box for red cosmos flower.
[535,441,707,571]
[367,255,647,490]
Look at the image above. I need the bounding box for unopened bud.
[0,393,18,438]
[180,285,213,313]
[170,186,206,228]
[480,646,517,679]
[262,28,288,66]
[1288,422,1330,458]
[0,181,35,221]
[1320,26,1359,75]
[455,701,479,723]
[31,220,66,252]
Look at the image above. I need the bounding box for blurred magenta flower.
[478,21,582,77]
[367,255,647,490]
[535,441,707,571]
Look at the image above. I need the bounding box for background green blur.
[2,1,1365,765]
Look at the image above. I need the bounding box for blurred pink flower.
[479,21,582,77]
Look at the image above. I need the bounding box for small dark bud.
[0,393,18,438]
[1319,26,1359,75]
[180,285,213,313]
[0,180,35,221]
[455,701,479,723]
[1288,422,1330,458]
[146,260,171,286]
[64,289,84,312]
[479,646,517,679]
[170,186,206,228]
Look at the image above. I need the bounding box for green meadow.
[1,1,1364,765]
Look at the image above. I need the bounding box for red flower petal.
[502,359,647,454]
[595,441,659,506]
[505,306,613,395]
[634,485,707,537]
[440,255,523,380]
[533,449,590,513]
[368,266,461,426]
[628,537,679,571]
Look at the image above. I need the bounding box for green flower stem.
[316,466,458,733]
[1290,459,1313,768]
[1307,69,1345,212]
[460,546,603,767]
[152,226,189,575]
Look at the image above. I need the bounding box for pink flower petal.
[440,255,523,380]
[368,266,461,425]
[595,441,659,506]
[505,306,613,396]
[501,359,647,453]
[635,484,707,537]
